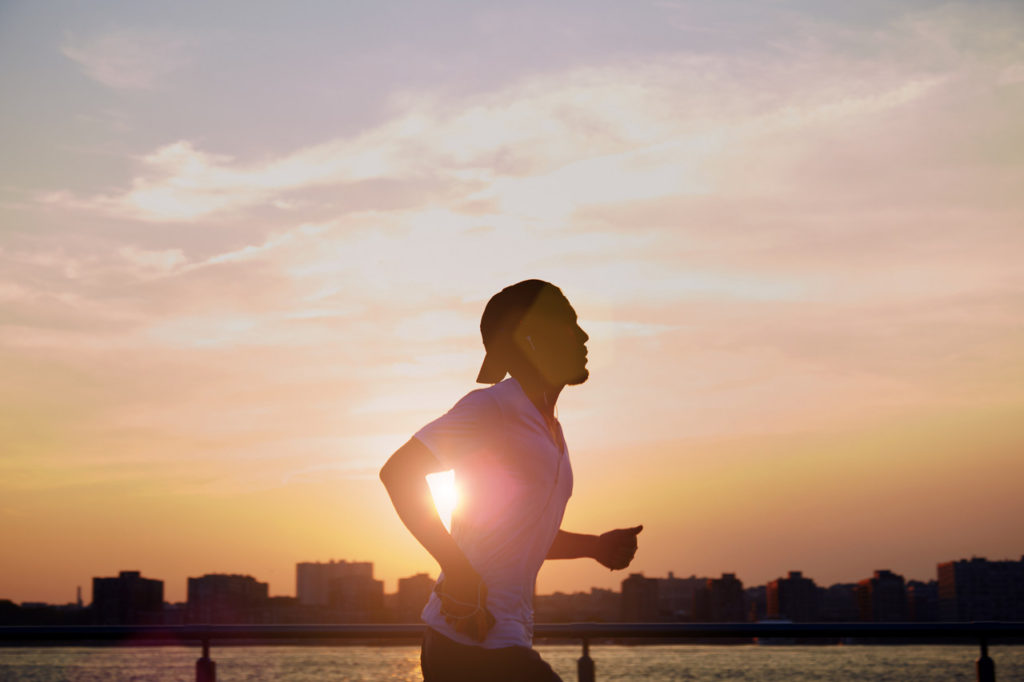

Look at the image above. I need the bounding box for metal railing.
[3,622,1022,681]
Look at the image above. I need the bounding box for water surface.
[1,644,1020,681]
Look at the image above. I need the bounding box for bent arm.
[379,437,475,577]
[546,529,599,560]
[547,525,643,569]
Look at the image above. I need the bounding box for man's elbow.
[380,437,436,491]
[379,458,397,489]
[379,444,413,489]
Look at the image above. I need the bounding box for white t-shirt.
[414,377,573,648]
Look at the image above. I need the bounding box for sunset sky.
[2,1,1023,605]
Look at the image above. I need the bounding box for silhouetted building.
[819,583,859,621]
[187,574,269,623]
[297,560,374,606]
[0,600,89,626]
[92,571,163,625]
[906,580,939,622]
[397,573,435,621]
[694,573,745,622]
[536,588,620,623]
[745,585,766,622]
[766,571,819,622]
[536,591,585,622]
[265,596,302,624]
[0,600,19,626]
[328,572,384,622]
[856,570,906,622]
[621,573,660,622]
[656,573,707,621]
[584,588,620,622]
[162,602,186,625]
[938,556,1024,621]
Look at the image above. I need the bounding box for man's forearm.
[547,525,644,569]
[382,475,469,573]
[546,529,599,560]
[380,439,473,575]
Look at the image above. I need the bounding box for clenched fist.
[594,525,643,570]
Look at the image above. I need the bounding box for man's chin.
[566,369,590,386]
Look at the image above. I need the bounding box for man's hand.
[594,525,643,570]
[439,560,485,608]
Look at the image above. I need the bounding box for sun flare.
[426,470,458,531]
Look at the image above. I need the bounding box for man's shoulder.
[452,378,521,417]
[474,377,522,404]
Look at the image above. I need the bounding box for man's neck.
[511,370,563,420]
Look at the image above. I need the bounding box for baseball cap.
[476,279,564,383]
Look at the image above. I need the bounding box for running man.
[380,279,642,682]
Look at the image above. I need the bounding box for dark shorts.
[421,627,563,682]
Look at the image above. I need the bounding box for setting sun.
[426,470,458,531]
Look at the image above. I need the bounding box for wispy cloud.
[40,67,944,223]
[46,3,1014,228]
[61,28,192,89]
[118,245,187,272]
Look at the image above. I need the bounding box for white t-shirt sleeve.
[414,389,501,469]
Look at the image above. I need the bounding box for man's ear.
[511,332,534,357]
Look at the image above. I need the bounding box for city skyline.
[3,1,1024,606]
[9,550,1021,607]
[8,553,1024,628]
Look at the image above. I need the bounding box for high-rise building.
[745,585,766,622]
[694,573,746,622]
[656,572,707,622]
[186,574,269,623]
[328,573,384,621]
[397,573,435,620]
[295,559,384,621]
[92,571,164,625]
[906,580,939,622]
[938,556,1024,621]
[766,571,819,622]
[819,583,858,621]
[620,573,660,622]
[856,570,906,622]
[296,560,374,606]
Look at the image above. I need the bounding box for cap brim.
[476,351,507,384]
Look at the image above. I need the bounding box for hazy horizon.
[2,0,1023,605]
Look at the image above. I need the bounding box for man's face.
[517,296,590,387]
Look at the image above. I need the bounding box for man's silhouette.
[381,279,642,682]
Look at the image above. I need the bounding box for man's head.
[476,280,589,387]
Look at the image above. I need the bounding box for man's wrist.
[442,555,476,578]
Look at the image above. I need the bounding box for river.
[1,644,1021,681]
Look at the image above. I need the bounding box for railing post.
[577,637,595,682]
[976,637,994,682]
[196,638,216,682]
